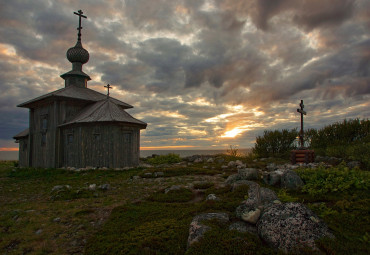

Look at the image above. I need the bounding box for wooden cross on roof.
[296,100,307,149]
[104,84,112,97]
[74,10,87,42]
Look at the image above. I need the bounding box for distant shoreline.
[0,148,252,160]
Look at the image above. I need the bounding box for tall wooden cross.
[104,84,112,96]
[74,10,87,42]
[297,100,307,148]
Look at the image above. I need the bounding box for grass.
[1,158,369,254]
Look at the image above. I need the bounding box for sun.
[220,127,244,138]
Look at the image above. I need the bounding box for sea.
[0,149,252,161]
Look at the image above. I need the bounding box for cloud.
[0,0,369,151]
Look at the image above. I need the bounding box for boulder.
[235,181,262,224]
[164,185,182,194]
[257,202,334,253]
[263,171,282,186]
[88,184,97,191]
[51,185,71,192]
[194,158,203,163]
[281,170,304,190]
[187,213,229,247]
[238,168,259,180]
[154,172,164,177]
[206,194,219,201]
[225,174,240,184]
[228,161,236,167]
[241,208,261,224]
[259,187,278,206]
[229,221,258,235]
[266,163,277,171]
[207,158,214,163]
[98,184,110,190]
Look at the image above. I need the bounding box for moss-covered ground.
[0,157,369,254]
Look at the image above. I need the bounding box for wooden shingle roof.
[18,86,133,109]
[60,97,147,129]
[13,128,29,139]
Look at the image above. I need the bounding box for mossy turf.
[1,159,369,254]
[85,184,279,255]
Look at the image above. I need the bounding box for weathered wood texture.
[291,150,315,164]
[62,123,140,168]
[17,97,145,169]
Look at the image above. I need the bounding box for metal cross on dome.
[104,84,112,97]
[297,100,307,149]
[74,10,87,42]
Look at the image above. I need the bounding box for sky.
[0,0,369,151]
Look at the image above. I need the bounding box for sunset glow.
[0,0,369,153]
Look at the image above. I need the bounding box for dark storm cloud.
[293,0,355,31]
[0,0,369,150]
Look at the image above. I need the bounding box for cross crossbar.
[296,100,307,149]
[73,10,87,41]
[104,84,113,97]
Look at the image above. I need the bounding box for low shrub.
[147,153,182,165]
[252,129,298,159]
[296,163,370,196]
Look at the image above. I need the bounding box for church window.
[67,134,74,144]
[41,133,46,146]
[41,115,48,131]
[93,133,101,141]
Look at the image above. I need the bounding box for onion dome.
[66,40,89,64]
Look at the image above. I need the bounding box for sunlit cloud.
[0,0,369,152]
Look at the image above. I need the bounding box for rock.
[235,160,246,168]
[241,208,261,224]
[257,202,334,253]
[221,165,228,169]
[98,184,110,190]
[207,158,214,163]
[228,161,236,167]
[281,170,304,190]
[154,172,164,177]
[229,221,258,235]
[194,158,203,163]
[263,171,282,186]
[165,185,181,194]
[139,163,153,168]
[187,213,229,247]
[35,229,43,235]
[225,174,240,184]
[259,187,278,206]
[132,175,141,180]
[51,185,71,192]
[206,194,219,201]
[238,168,259,180]
[53,217,61,223]
[266,163,276,171]
[143,172,153,178]
[235,181,262,224]
[347,161,361,169]
[88,184,97,191]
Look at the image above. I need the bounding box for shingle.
[60,98,147,128]
[13,128,29,139]
[18,86,133,109]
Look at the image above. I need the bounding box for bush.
[296,163,370,196]
[252,129,298,158]
[147,153,182,165]
[308,119,370,169]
